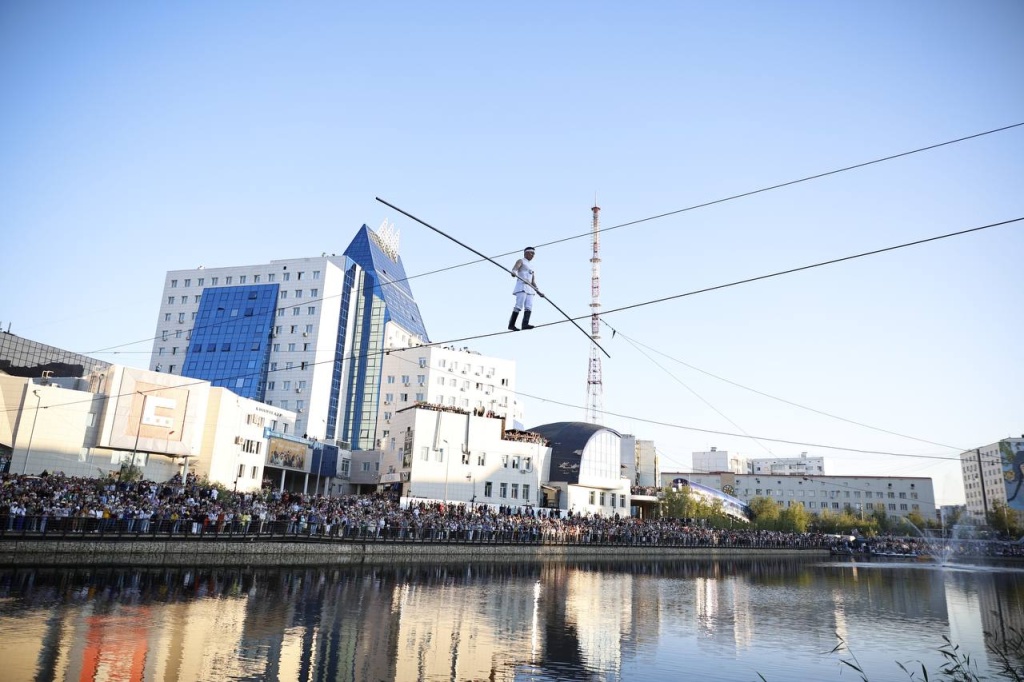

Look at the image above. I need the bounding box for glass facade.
[0,332,110,378]
[330,225,429,450]
[182,284,278,400]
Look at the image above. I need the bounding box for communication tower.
[586,201,603,424]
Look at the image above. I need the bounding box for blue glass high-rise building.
[151,222,429,449]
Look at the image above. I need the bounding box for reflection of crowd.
[631,486,660,496]
[832,534,1024,559]
[2,473,1022,558]
[268,449,304,469]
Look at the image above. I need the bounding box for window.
[225,276,232,284]
[484,481,492,497]
[292,307,300,316]
[362,462,371,472]
[211,277,219,285]
[183,278,191,287]
[295,289,302,298]
[305,324,314,334]
[297,271,304,280]
[170,279,178,288]
[308,306,316,315]
[268,274,275,282]
[283,272,290,281]
[620,494,625,507]
[167,296,175,304]
[477,452,486,466]
[164,313,171,322]
[288,343,296,352]
[253,274,260,283]
[399,393,407,402]
[195,295,201,303]
[311,288,318,297]
[523,485,530,502]
[589,491,595,505]
[499,482,507,498]
[239,275,246,284]
[313,270,320,280]
[281,291,288,299]
[599,492,606,506]
[267,381,275,390]
[197,278,204,286]
[178,312,186,323]
[511,484,519,499]
[420,446,429,461]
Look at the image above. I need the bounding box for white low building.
[383,405,547,510]
[661,471,936,522]
[0,365,297,492]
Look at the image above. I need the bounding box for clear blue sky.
[3,2,1022,505]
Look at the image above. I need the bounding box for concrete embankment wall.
[0,539,827,566]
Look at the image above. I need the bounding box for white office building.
[960,436,1024,521]
[375,345,523,451]
[149,222,430,451]
[692,447,747,474]
[661,471,937,522]
[750,453,825,476]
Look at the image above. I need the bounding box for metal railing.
[0,514,832,549]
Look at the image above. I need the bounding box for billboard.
[267,437,309,471]
[1002,440,1024,511]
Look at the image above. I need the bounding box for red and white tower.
[586,201,603,424]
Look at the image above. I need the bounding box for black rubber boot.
[521,310,534,330]
[508,311,520,331]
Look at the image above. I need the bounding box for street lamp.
[313,438,324,496]
[442,439,450,502]
[22,389,42,475]
[130,392,148,474]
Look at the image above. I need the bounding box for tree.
[748,496,780,530]
[780,502,811,533]
[987,502,1022,539]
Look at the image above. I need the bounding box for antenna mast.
[586,201,603,424]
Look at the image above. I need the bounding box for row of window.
[481,481,531,501]
[436,358,497,378]
[170,271,321,288]
[587,491,627,508]
[751,488,918,499]
[277,307,317,316]
[279,289,319,299]
[266,380,307,391]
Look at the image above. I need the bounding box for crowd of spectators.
[1,472,1021,558]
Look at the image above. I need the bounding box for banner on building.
[1002,441,1024,511]
[267,436,308,471]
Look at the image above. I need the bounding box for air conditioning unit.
[384,401,391,405]
[234,436,244,445]
[303,333,308,337]
[295,387,302,393]
[297,408,303,413]
[519,469,526,474]
[404,383,410,387]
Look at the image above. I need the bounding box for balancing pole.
[376,197,610,358]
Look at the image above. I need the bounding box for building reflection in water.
[1,559,1024,680]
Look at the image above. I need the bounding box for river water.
[0,556,1022,681]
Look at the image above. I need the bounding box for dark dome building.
[529,421,632,516]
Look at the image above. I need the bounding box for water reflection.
[0,558,1022,681]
